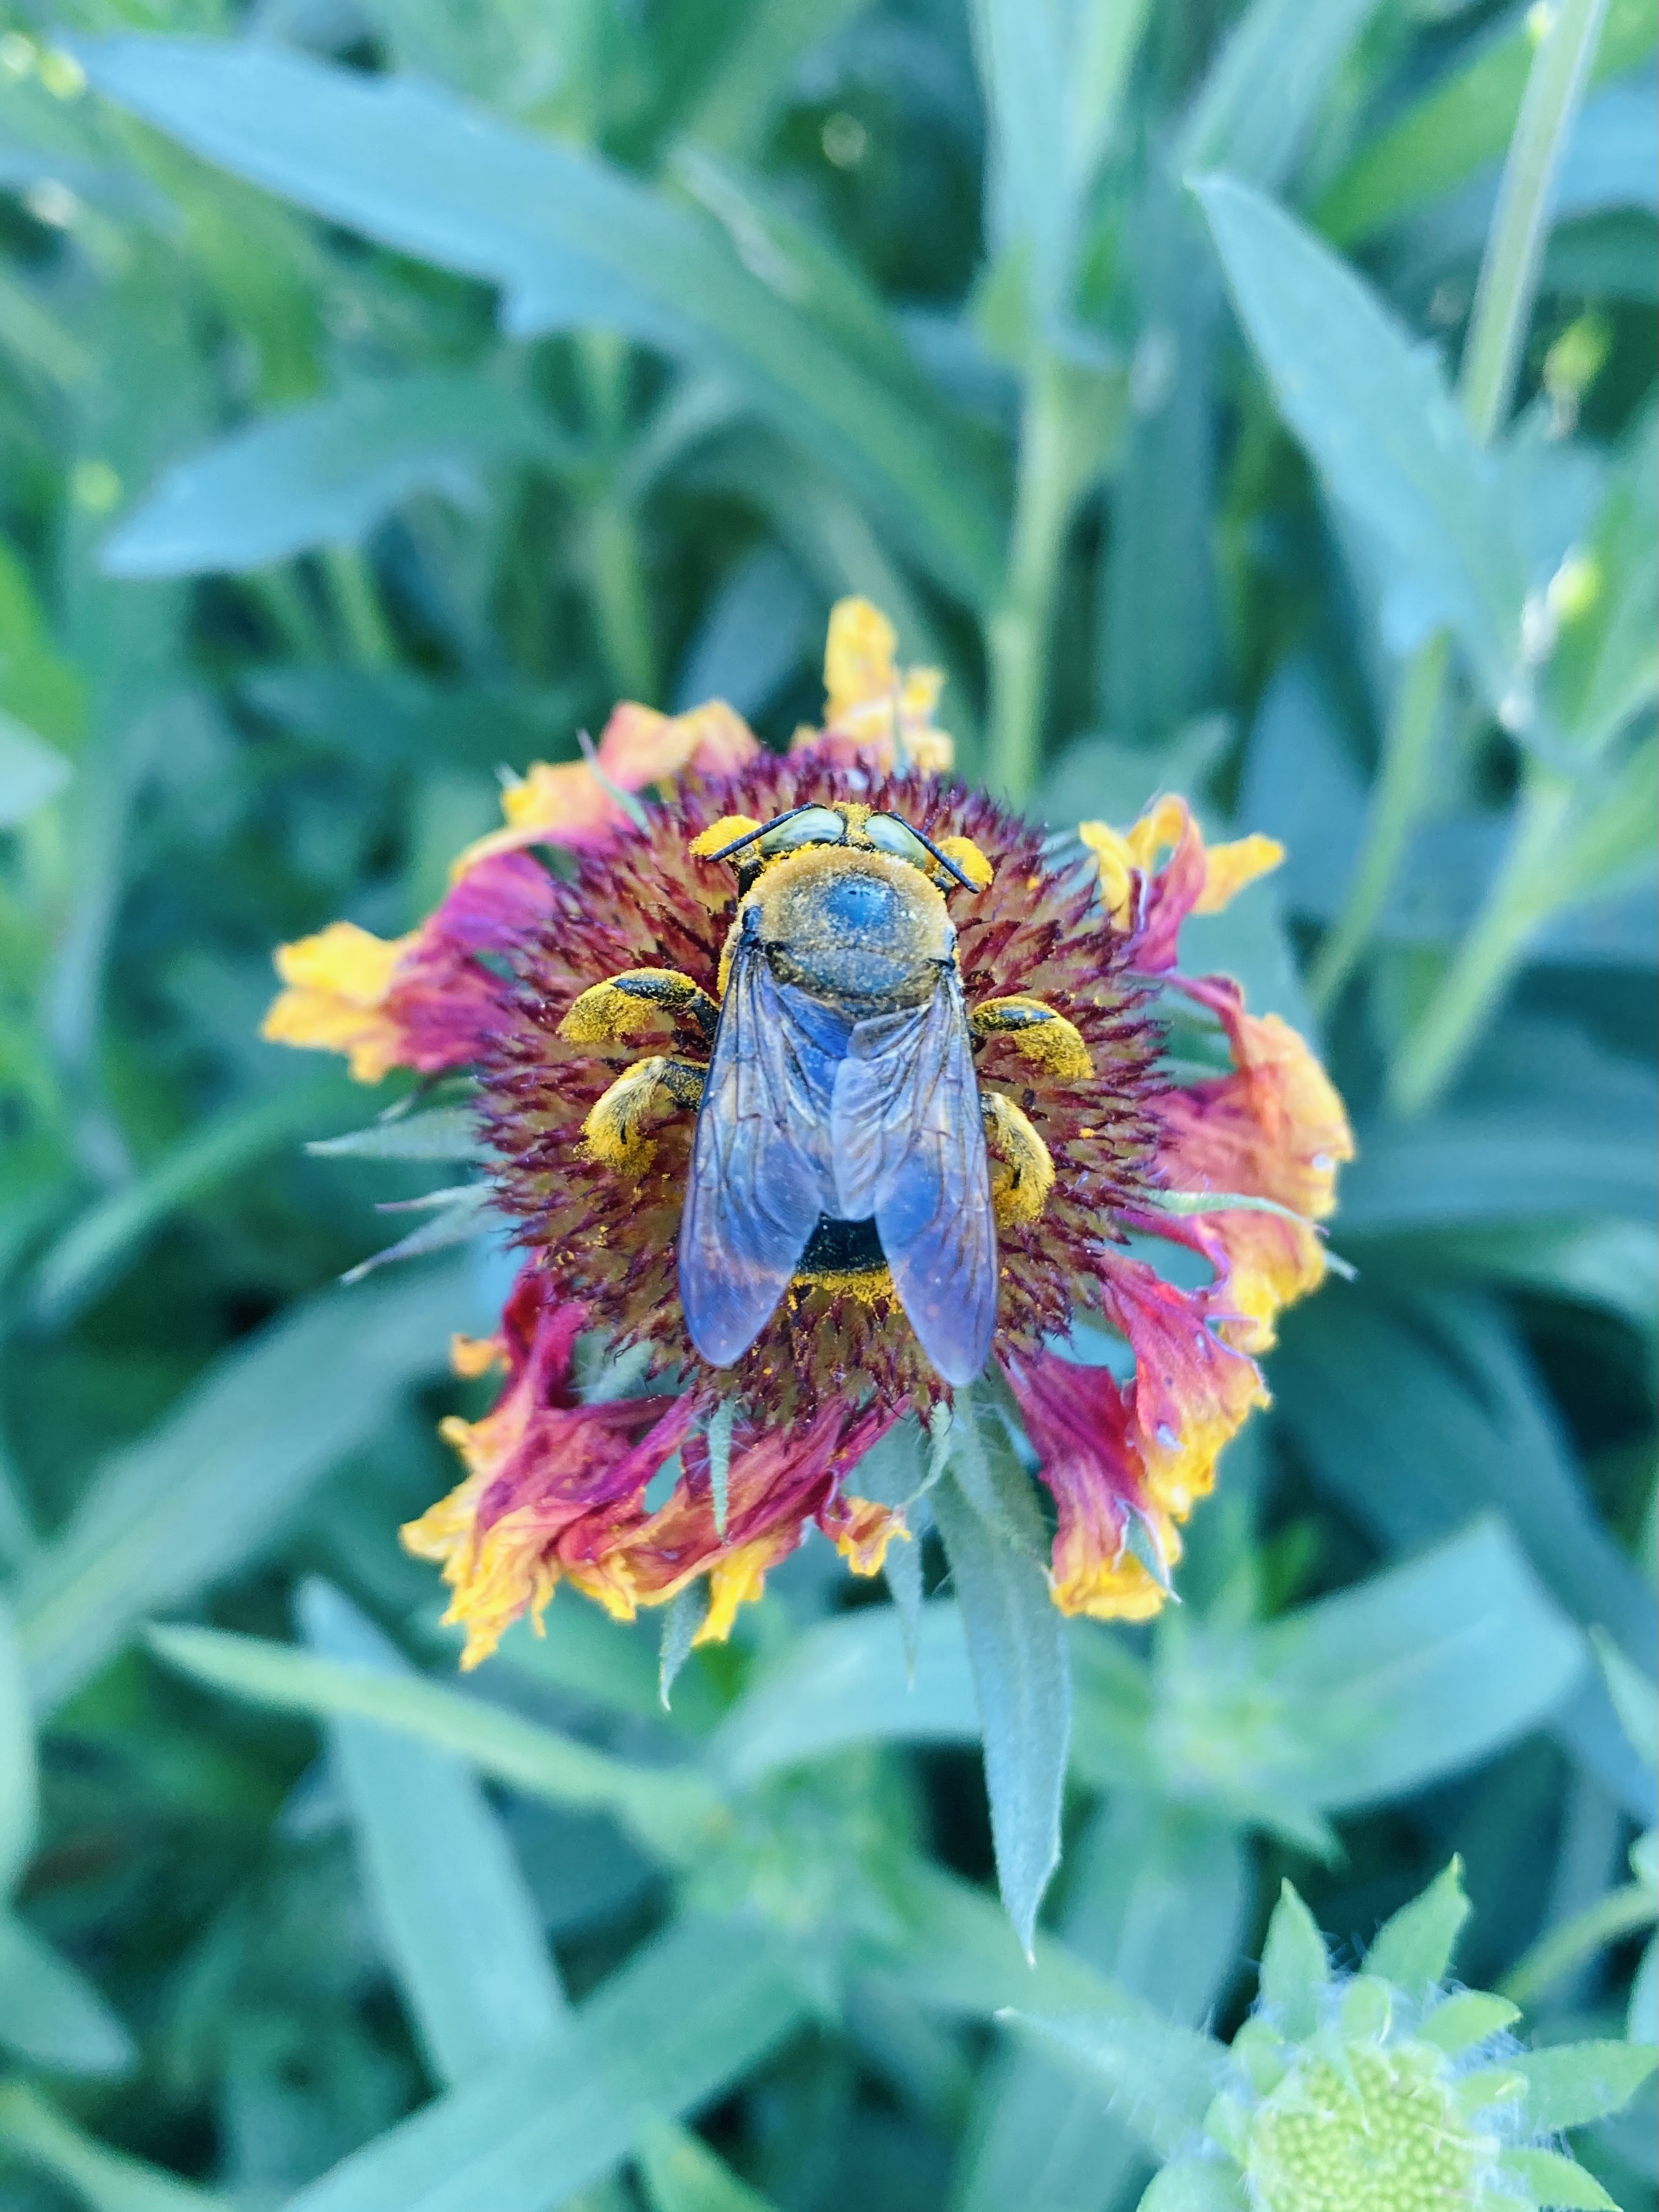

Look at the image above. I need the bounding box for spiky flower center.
[1246,2042,1484,2212]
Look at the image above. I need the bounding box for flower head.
[1010,1862,1656,2212]
[264,600,1351,1660]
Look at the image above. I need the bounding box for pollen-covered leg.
[981,1089,1055,1227]
[970,994,1092,1080]
[559,968,720,1048]
[583,1055,707,1174]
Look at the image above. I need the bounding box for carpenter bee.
[559,801,1090,1387]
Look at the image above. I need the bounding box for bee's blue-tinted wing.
[678,925,850,1368]
[831,971,996,1386]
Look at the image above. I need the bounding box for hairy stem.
[1389,764,1571,1112]
[1309,632,1451,1016]
[1315,0,1610,1021]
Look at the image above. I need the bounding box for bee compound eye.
[862,812,933,867]
[758,804,847,855]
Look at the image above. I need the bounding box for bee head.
[689,803,992,892]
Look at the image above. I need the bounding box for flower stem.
[1388,763,1571,1113]
[587,496,658,706]
[1310,0,1608,1015]
[579,332,658,705]
[1460,0,1613,444]
[1308,632,1451,1017]
[320,544,397,668]
[986,357,1077,806]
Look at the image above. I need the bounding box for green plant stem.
[1308,632,1450,1016]
[1388,763,1571,1112]
[320,544,397,667]
[1498,1880,1656,2009]
[576,333,658,705]
[1460,0,1613,443]
[1312,0,1609,1029]
[587,496,658,705]
[249,566,329,660]
[986,357,1077,805]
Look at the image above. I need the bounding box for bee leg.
[970,994,1092,1080]
[559,969,721,1048]
[583,1055,707,1175]
[981,1090,1055,1227]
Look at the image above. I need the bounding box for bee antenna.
[905,819,975,891]
[706,803,812,862]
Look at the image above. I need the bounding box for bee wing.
[831,971,996,1387]
[678,925,849,1367]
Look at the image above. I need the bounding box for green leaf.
[1545,402,1658,753]
[1257,1882,1329,2038]
[296,1579,567,2087]
[1514,2040,1659,2130]
[0,2081,227,2211]
[305,1105,485,1164]
[31,1072,361,1326]
[0,704,70,825]
[713,1602,977,1782]
[101,372,564,578]
[1177,0,1389,191]
[1273,1289,1656,1820]
[341,1185,497,1283]
[1246,1518,1587,1813]
[0,1597,36,1896]
[0,1911,135,2076]
[1628,1934,1658,2042]
[1363,1858,1470,1998]
[14,1267,467,1714]
[1137,2161,1248,2212]
[932,1450,1070,1957]
[145,1621,719,1861]
[879,1859,1135,2020]
[278,1917,806,2212]
[658,1585,707,1712]
[1591,1628,1658,1771]
[634,2117,781,2212]
[1317,0,1658,243]
[1419,1988,1521,2054]
[957,1801,1246,2212]
[679,0,869,156]
[1002,2008,1229,2158]
[1499,2144,1619,2209]
[79,39,1001,604]
[1192,174,1526,719]
[705,1399,734,1540]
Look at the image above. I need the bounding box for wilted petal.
[1003,1350,1174,1622]
[1155,978,1355,1350]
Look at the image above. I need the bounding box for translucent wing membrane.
[678,918,851,1365]
[832,970,996,1385]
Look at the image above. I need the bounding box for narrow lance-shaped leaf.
[14,1267,469,1714]
[1192,174,1526,721]
[296,1580,567,2086]
[0,1912,135,2078]
[1513,2040,1659,2130]
[932,1413,1070,1956]
[78,38,1002,604]
[279,1917,807,2212]
[146,1619,720,1860]
[101,372,567,577]
[0,2081,228,2212]
[999,2008,1229,2159]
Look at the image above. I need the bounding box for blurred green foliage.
[0,0,1654,2206]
